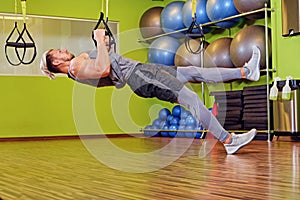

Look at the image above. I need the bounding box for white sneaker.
[224,129,257,154]
[243,46,261,81]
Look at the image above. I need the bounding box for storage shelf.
[138,7,273,43]
[140,4,274,140]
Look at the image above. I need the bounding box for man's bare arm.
[69,29,111,80]
[92,29,111,77]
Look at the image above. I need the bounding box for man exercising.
[40,29,261,154]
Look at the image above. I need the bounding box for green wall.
[0,0,169,138]
[0,0,299,138]
[270,0,300,79]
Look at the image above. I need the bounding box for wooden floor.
[0,136,299,200]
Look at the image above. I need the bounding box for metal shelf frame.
[139,4,275,140]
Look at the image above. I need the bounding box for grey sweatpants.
[127,64,242,142]
[176,66,242,142]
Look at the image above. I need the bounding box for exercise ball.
[180,109,191,119]
[139,7,164,39]
[177,125,186,137]
[159,108,171,120]
[195,124,203,139]
[230,25,271,68]
[161,1,186,38]
[175,39,209,67]
[168,125,178,137]
[185,115,197,127]
[195,132,202,139]
[170,117,180,125]
[148,36,181,66]
[145,125,160,137]
[206,0,242,28]
[161,125,169,137]
[167,115,174,123]
[152,118,162,128]
[204,37,234,68]
[179,118,186,125]
[185,125,196,138]
[233,0,269,19]
[144,125,152,136]
[172,105,183,118]
[182,0,212,34]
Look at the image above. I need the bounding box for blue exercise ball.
[185,125,196,138]
[195,132,202,139]
[161,125,169,137]
[180,109,190,119]
[167,114,174,124]
[144,125,152,136]
[160,120,168,128]
[168,125,178,137]
[152,118,162,128]
[161,1,186,38]
[172,105,183,118]
[159,108,171,120]
[170,117,180,125]
[148,36,181,66]
[182,0,211,34]
[206,0,242,28]
[195,124,203,138]
[145,125,160,137]
[179,118,186,125]
[177,125,186,137]
[185,115,197,127]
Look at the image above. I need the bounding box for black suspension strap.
[92,11,122,82]
[5,0,37,66]
[184,0,205,54]
[184,16,205,54]
[92,12,116,52]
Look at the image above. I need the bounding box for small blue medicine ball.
[172,105,183,118]
[159,108,171,120]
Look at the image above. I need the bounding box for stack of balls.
[144,105,203,139]
[139,0,270,68]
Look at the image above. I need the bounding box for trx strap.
[93,9,121,82]
[184,0,205,54]
[92,12,116,52]
[5,0,36,66]
[191,0,197,19]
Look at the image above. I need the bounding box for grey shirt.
[68,50,140,88]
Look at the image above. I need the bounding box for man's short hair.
[40,49,56,79]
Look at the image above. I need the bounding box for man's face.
[50,49,75,62]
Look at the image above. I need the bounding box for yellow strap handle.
[21,0,26,23]
[192,0,197,19]
[100,0,109,19]
[101,0,104,13]
[14,0,18,15]
[106,0,109,18]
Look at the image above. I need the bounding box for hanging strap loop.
[184,0,206,54]
[184,16,205,54]
[5,0,37,66]
[5,22,23,66]
[92,12,116,52]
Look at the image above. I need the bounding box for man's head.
[40,49,75,79]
